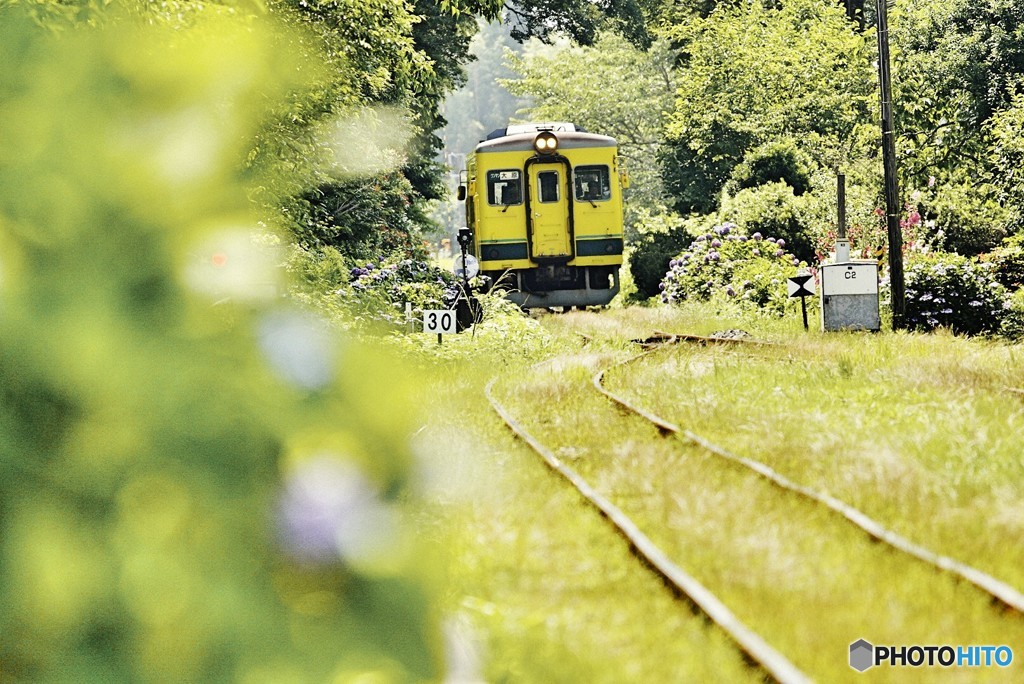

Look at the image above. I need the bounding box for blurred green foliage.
[0,7,441,682]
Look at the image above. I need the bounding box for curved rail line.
[485,372,812,684]
[593,336,1024,615]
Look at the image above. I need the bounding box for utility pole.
[875,0,905,328]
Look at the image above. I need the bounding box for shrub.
[729,140,813,196]
[924,182,1007,256]
[1000,288,1024,340]
[345,257,460,325]
[627,210,695,300]
[981,233,1024,290]
[903,251,1007,335]
[289,246,460,330]
[721,182,817,263]
[289,173,430,262]
[660,223,801,316]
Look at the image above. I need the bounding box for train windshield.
[486,169,523,206]
[538,171,560,203]
[574,165,611,202]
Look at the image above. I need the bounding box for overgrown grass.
[412,301,1024,681]
[609,326,1024,594]
[498,339,1024,681]
[415,341,758,681]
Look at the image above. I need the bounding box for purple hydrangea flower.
[752,232,763,241]
[277,457,398,565]
[711,239,722,248]
[775,249,784,257]
[776,239,786,248]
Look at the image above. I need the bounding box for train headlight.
[534,132,558,154]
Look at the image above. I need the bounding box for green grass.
[417,301,1024,681]
[418,355,758,682]
[607,327,1024,593]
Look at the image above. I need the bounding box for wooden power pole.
[875,0,905,328]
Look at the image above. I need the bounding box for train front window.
[538,171,560,203]
[574,165,611,202]
[486,170,522,206]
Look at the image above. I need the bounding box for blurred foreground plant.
[0,8,441,682]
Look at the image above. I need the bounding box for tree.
[503,33,678,217]
[661,0,875,214]
[887,0,1024,251]
[503,0,654,47]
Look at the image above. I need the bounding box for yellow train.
[457,122,625,309]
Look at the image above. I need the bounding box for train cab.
[458,122,625,309]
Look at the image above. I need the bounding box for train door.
[527,162,571,259]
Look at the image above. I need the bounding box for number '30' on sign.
[423,309,457,334]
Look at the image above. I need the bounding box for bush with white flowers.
[904,251,1008,335]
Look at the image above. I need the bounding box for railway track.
[485,370,813,684]
[594,331,1024,614]
[485,329,1024,681]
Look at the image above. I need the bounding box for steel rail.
[593,340,1024,615]
[485,371,813,684]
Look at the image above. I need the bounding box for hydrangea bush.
[903,251,1008,335]
[345,257,460,325]
[660,223,803,315]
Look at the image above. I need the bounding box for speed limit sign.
[423,309,457,334]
